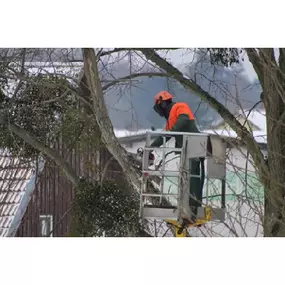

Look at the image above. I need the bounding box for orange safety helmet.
[154,91,173,104]
[153,91,173,117]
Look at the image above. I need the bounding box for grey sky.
[103,50,261,130]
[0,48,261,130]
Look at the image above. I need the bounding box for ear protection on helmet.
[153,96,166,117]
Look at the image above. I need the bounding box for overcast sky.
[0,48,261,130]
[102,49,261,130]
[161,49,258,84]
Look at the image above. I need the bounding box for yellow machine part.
[166,220,187,237]
[175,227,187,237]
[165,207,212,237]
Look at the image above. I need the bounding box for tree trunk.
[82,48,143,195]
[259,49,285,236]
[82,48,164,236]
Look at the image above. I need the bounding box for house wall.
[15,130,266,237]
[16,140,124,237]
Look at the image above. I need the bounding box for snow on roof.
[26,62,83,77]
[114,129,155,138]
[206,108,267,143]
[203,129,267,144]
[211,108,266,132]
[3,61,83,97]
[244,108,266,133]
[115,120,267,144]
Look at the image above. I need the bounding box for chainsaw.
[136,147,155,168]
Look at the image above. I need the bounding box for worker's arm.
[149,135,168,148]
[149,114,189,148]
[168,114,189,132]
[149,132,172,148]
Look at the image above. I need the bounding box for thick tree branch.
[139,48,267,180]
[99,48,180,58]
[99,48,130,57]
[102,72,169,91]
[0,116,80,186]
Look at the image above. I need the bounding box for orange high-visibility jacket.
[165,102,194,131]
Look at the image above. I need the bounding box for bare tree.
[82,48,265,237]
[0,47,278,237]
[0,48,173,237]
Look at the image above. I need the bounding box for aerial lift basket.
[139,131,227,233]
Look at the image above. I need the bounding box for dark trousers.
[189,158,202,219]
[173,119,202,220]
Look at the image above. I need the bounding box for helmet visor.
[153,103,164,117]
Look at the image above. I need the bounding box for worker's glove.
[137,147,155,166]
[137,147,144,157]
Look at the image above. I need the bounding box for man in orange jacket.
[150,90,200,148]
[150,90,203,223]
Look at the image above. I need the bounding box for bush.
[68,179,141,237]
